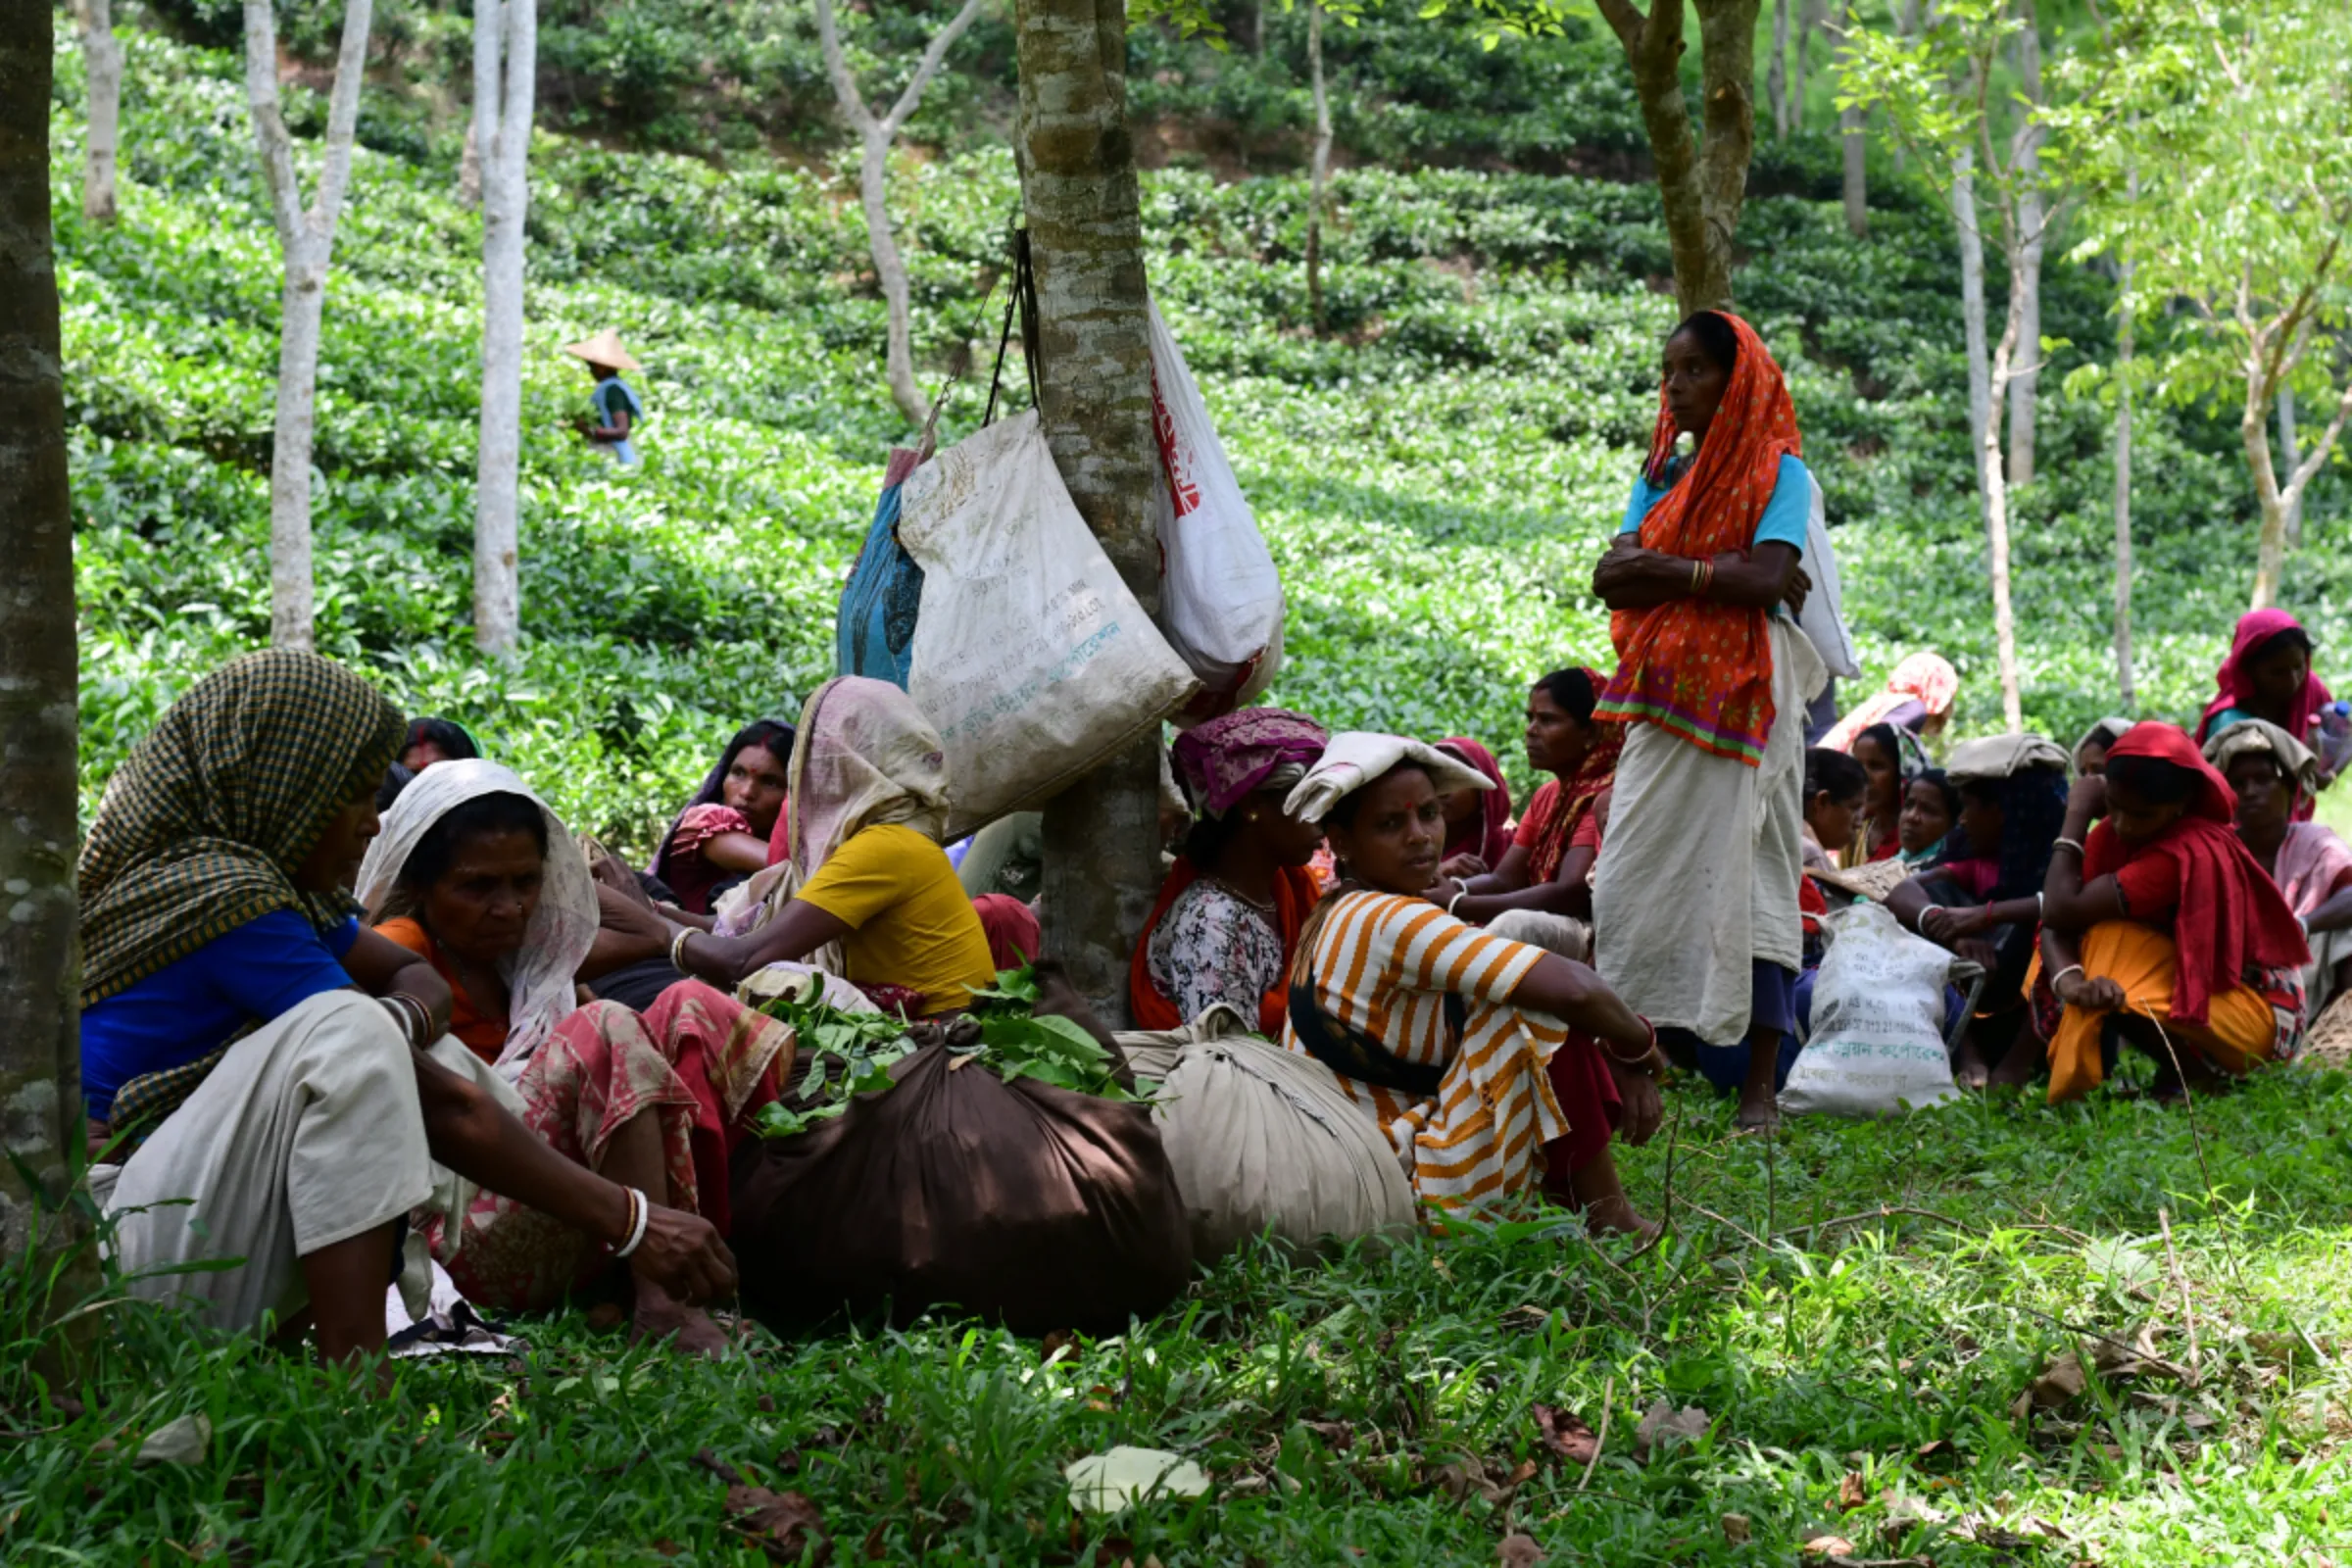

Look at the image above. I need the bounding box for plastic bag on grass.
[897,410,1200,838]
[1780,903,1959,1117]
[1115,1005,1416,1262]
[1146,302,1286,723]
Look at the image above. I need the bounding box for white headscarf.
[1283,732,1494,826]
[354,759,599,1081]
[788,677,954,878]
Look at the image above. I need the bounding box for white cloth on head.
[1283,733,1494,827]
[89,991,434,1338]
[1593,618,1823,1046]
[789,677,954,878]
[1943,732,2070,783]
[354,759,598,1083]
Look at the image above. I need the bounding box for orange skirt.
[2033,922,2276,1103]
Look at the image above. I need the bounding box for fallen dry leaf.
[2012,1350,2089,1418]
[1634,1399,1709,1461]
[1300,1420,1354,1450]
[724,1483,830,1564]
[1800,1535,1856,1558]
[1530,1403,1598,1465]
[1506,1458,1538,1487]
[1432,1454,1509,1505]
[1838,1471,1868,1511]
[1497,1532,1545,1567]
[1720,1513,1752,1544]
[1041,1330,1074,1363]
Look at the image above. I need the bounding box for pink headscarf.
[1822,652,1961,754]
[1437,738,1512,868]
[2195,609,2331,745]
[1171,708,1328,817]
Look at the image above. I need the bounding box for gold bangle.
[669,925,697,974]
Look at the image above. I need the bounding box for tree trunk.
[0,0,85,1274]
[1768,0,1790,139]
[472,0,534,657]
[1837,3,1864,237]
[1984,260,2026,731]
[1953,149,1990,472]
[2246,353,2352,611]
[1790,0,1819,133]
[2112,239,2135,710]
[2278,378,2303,548]
[459,114,481,207]
[1305,2,1330,335]
[816,0,987,426]
[74,0,122,224]
[1016,0,1163,1023]
[243,0,374,652]
[1595,0,1760,317]
[2004,0,2043,488]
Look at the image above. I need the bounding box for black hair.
[1956,766,2070,900]
[1325,761,1434,834]
[1856,721,1903,763]
[2248,626,2313,668]
[376,762,416,812]
[1532,668,1598,723]
[1803,747,1868,806]
[1668,311,1740,374]
[398,792,549,891]
[1907,768,1962,824]
[404,716,479,761]
[2105,754,2198,806]
[708,720,794,802]
[1183,811,1244,868]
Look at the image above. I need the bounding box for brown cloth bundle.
[729,983,1195,1337]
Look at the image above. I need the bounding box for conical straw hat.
[562,327,642,373]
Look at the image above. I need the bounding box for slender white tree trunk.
[1953,150,1990,475]
[2246,363,2352,611]
[1305,2,1331,334]
[2113,229,2135,710]
[1790,0,1820,132]
[1768,0,1790,138]
[1017,0,1162,1023]
[2278,378,2303,548]
[1837,1,1864,236]
[243,0,374,651]
[472,0,534,656]
[2004,0,2044,488]
[1984,259,2026,731]
[74,0,122,224]
[459,113,481,207]
[815,0,987,426]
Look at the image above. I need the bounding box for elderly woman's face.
[293,784,382,894]
[423,828,545,961]
[1326,768,1446,896]
[2226,754,2291,839]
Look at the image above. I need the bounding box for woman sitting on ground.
[1433,737,1513,879]
[1822,651,1960,754]
[79,651,733,1369]
[401,716,481,774]
[2195,610,2335,813]
[1887,736,2070,1088]
[1849,721,1929,862]
[1282,739,1665,1231]
[1130,709,1330,1035]
[2206,719,2352,1017]
[669,678,995,1017]
[1800,747,1868,874]
[2035,723,2309,1102]
[358,761,792,1350]
[2074,716,2132,778]
[648,717,794,916]
[1441,668,1623,925]
[1898,769,1961,869]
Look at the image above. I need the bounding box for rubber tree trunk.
[2113,239,2135,710]
[2278,379,2303,548]
[1789,0,1819,132]
[2245,363,2352,611]
[0,0,86,1273]
[1767,0,1789,138]
[815,0,988,426]
[243,0,374,652]
[1837,2,1864,238]
[1981,225,2031,731]
[1953,150,1990,470]
[1595,0,1761,316]
[1016,0,1163,1023]
[1304,2,1331,335]
[2004,0,2044,489]
[74,0,122,224]
[472,0,534,657]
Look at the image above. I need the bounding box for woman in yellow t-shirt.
[670,678,995,1016]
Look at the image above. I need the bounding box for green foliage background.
[60,4,2349,854]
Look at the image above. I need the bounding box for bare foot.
[1582,1195,1658,1241]
[1735,1089,1780,1133]
[630,1277,730,1358]
[1952,1042,1991,1091]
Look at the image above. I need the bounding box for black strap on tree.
[984,227,1044,428]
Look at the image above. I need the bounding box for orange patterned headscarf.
[1595,312,1800,766]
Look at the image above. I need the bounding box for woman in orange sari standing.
[1588,312,1825,1131]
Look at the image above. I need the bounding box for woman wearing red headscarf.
[2033,722,2310,1102]
[1435,668,1623,925]
[1587,312,1825,1131]
[2193,610,2335,817]
[1433,737,1513,879]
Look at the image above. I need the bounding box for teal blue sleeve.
[1752,456,1811,554]
[1619,473,1656,534]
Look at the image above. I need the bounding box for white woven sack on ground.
[1780,903,1959,1117]
[1115,1006,1416,1261]
[898,409,1201,838]
[1146,302,1286,723]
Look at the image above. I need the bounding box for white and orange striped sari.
[1282,892,1569,1209]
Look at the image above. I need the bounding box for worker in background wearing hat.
[564,328,645,467]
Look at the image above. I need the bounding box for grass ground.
[10,1057,2352,1565]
